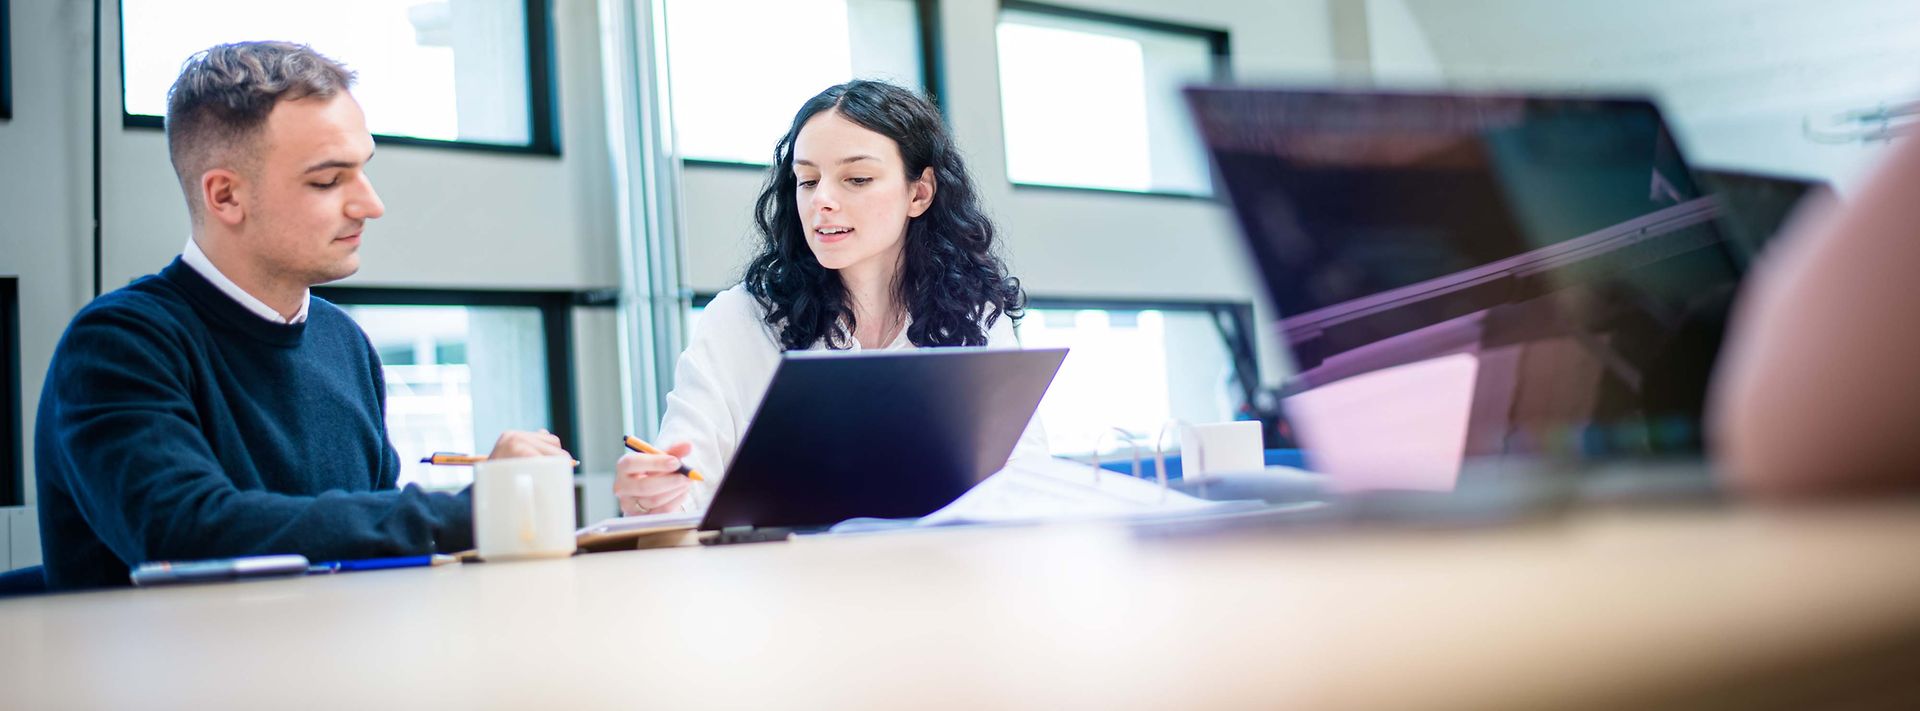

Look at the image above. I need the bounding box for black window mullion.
[539,295,577,458]
[1,278,21,507]
[524,0,559,155]
[2,0,13,121]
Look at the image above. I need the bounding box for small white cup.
[473,455,577,561]
[1181,421,1265,477]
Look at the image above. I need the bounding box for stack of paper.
[915,456,1262,527]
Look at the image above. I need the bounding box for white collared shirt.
[181,237,310,325]
[656,284,1050,510]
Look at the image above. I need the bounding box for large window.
[317,288,578,491]
[664,0,935,166]
[1,278,19,507]
[996,2,1227,196]
[120,0,557,154]
[686,294,1261,458]
[1020,299,1257,456]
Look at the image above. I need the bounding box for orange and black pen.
[421,452,580,467]
[623,435,704,481]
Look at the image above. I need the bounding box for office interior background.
[0,0,1914,572]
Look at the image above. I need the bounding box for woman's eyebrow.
[794,155,880,167]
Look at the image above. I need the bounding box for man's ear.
[907,166,937,218]
[202,169,246,227]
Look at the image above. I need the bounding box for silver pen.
[129,554,311,586]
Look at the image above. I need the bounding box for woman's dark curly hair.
[742,80,1024,351]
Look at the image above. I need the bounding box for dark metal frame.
[1,278,20,507]
[310,286,613,459]
[116,0,562,156]
[996,0,1232,200]
[1,0,12,121]
[679,0,946,171]
[93,0,102,295]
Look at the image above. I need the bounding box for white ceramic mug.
[1181,421,1265,477]
[473,455,577,561]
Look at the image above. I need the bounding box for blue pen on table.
[306,554,461,574]
[130,554,311,587]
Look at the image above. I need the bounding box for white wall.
[681,0,1345,388]
[0,0,97,568]
[1367,0,1920,193]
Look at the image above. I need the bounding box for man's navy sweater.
[36,259,472,590]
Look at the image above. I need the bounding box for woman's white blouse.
[655,284,1051,509]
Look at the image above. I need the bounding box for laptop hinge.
[702,526,797,546]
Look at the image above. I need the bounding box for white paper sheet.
[917,457,1258,526]
[574,510,704,538]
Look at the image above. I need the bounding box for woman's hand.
[614,441,695,515]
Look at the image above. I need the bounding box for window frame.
[117,0,562,156]
[1,277,21,507]
[311,286,609,458]
[674,0,947,171]
[2,0,12,122]
[994,0,1232,200]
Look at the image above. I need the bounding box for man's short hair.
[165,41,356,221]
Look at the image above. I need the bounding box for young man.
[35,41,569,589]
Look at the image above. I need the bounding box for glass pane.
[666,0,924,164]
[1021,308,1237,456]
[121,0,532,146]
[997,9,1216,195]
[344,304,551,490]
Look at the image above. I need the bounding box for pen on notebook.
[307,554,459,575]
[623,435,705,481]
[130,554,311,587]
[421,452,580,467]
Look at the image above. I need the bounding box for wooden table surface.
[6,502,1920,710]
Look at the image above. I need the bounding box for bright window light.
[996,7,1222,195]
[687,299,1246,458]
[998,23,1153,192]
[1021,308,1239,456]
[665,0,925,165]
[121,0,534,146]
[345,304,552,491]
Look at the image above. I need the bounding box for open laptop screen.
[1187,89,1751,482]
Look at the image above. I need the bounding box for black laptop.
[1182,88,1821,493]
[696,347,1068,535]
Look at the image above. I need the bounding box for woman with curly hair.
[613,80,1046,515]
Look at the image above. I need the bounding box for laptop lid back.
[699,347,1067,531]
[1186,88,1757,490]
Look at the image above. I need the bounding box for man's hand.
[487,429,570,460]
